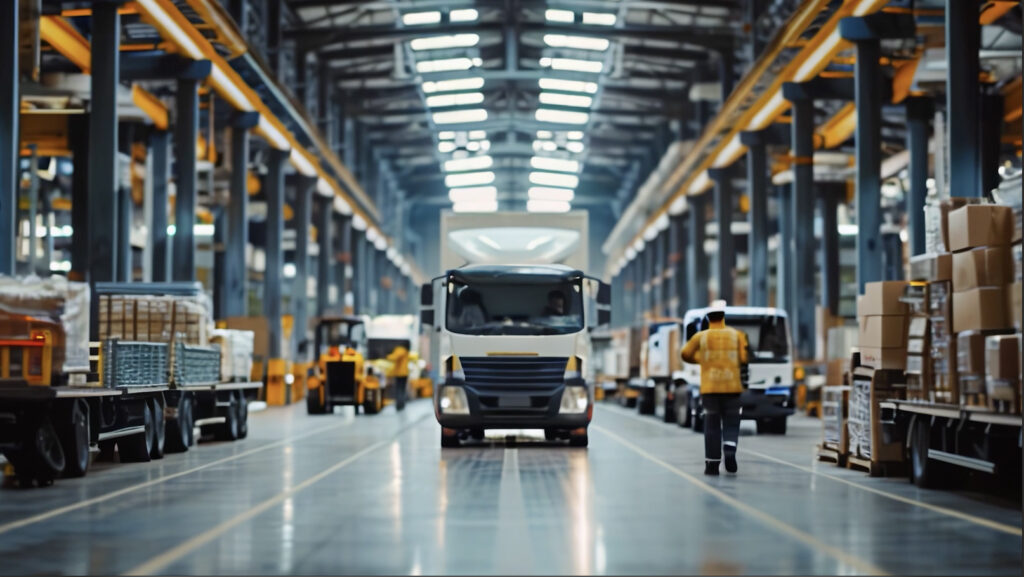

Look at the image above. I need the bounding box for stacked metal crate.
[929,281,957,403]
[172,342,221,385]
[101,340,170,387]
[901,284,931,401]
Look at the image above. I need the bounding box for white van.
[675,306,796,434]
[420,264,610,448]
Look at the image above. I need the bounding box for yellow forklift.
[305,316,384,415]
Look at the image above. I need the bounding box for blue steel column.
[69,116,89,282]
[642,245,654,320]
[653,231,666,317]
[979,90,1003,196]
[667,216,681,316]
[337,215,352,313]
[946,0,981,197]
[820,185,840,315]
[149,130,170,281]
[708,168,734,304]
[905,97,932,256]
[316,197,333,316]
[294,175,315,356]
[841,18,884,292]
[741,130,768,307]
[354,231,366,314]
[776,184,792,312]
[632,258,643,324]
[0,0,17,274]
[265,148,288,360]
[173,78,200,281]
[117,125,134,282]
[672,214,688,315]
[687,195,708,308]
[224,112,258,317]
[87,2,121,338]
[783,83,816,360]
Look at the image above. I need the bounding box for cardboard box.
[953,287,1010,332]
[947,204,1014,252]
[857,281,909,317]
[858,315,909,349]
[826,358,846,386]
[952,246,1012,291]
[908,252,952,282]
[940,198,986,251]
[957,331,988,375]
[858,346,907,370]
[986,334,1021,380]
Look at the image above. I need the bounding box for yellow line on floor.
[598,404,1023,537]
[592,424,889,576]
[737,446,1023,537]
[123,413,432,576]
[0,419,354,536]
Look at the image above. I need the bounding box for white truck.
[672,306,797,435]
[420,264,610,448]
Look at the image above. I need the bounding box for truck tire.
[569,431,589,448]
[57,399,91,478]
[237,392,249,439]
[118,402,154,463]
[441,430,460,448]
[214,396,241,441]
[165,394,193,454]
[149,397,166,460]
[662,393,677,424]
[8,416,66,487]
[911,417,937,488]
[638,388,655,415]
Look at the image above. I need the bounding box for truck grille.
[459,356,566,391]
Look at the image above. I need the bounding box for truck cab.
[420,264,610,447]
[676,306,796,435]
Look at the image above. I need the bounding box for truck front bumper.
[435,378,592,431]
[739,387,796,419]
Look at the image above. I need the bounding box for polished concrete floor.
[0,400,1020,575]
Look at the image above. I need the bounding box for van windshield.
[446,279,584,335]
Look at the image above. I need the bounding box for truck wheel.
[911,417,936,488]
[214,396,241,441]
[57,399,91,478]
[118,402,154,463]
[569,431,589,448]
[638,389,655,415]
[677,396,692,428]
[662,393,677,424]
[441,430,460,448]
[165,394,193,454]
[149,397,166,459]
[237,393,249,439]
[9,416,66,487]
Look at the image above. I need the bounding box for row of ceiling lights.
[402,6,616,214]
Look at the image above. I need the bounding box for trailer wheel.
[57,399,91,478]
[149,397,166,460]
[8,416,66,487]
[214,396,241,441]
[237,392,249,439]
[166,394,193,454]
[119,402,154,463]
[911,417,936,488]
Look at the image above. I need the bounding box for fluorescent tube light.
[445,155,493,172]
[453,200,498,212]
[425,92,485,107]
[545,8,575,22]
[539,78,598,93]
[527,200,571,213]
[433,108,488,124]
[539,92,593,108]
[448,186,498,203]
[536,108,589,124]
[531,157,579,172]
[445,171,495,187]
[582,12,616,25]
[529,171,578,188]
[417,58,475,73]
[528,186,575,201]
[450,8,478,22]
[543,34,609,51]
[540,58,603,73]
[403,11,441,25]
[423,77,485,93]
[410,34,479,51]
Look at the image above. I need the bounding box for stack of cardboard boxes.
[948,204,1016,409]
[857,281,909,371]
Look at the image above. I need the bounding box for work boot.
[704,460,720,476]
[725,454,738,474]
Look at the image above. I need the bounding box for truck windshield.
[446,279,584,335]
[728,315,790,362]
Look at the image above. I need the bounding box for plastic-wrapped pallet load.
[211,329,255,382]
[0,274,90,375]
[985,334,1021,413]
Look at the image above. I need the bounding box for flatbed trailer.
[880,400,1022,490]
[0,379,261,487]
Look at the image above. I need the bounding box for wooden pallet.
[816,444,846,467]
[847,454,906,477]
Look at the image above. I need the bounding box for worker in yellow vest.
[386,344,410,411]
[680,303,749,476]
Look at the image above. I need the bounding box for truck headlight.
[559,386,589,414]
[439,386,470,415]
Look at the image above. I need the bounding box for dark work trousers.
[702,393,742,461]
[394,376,408,410]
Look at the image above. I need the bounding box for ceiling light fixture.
[539,92,593,108]
[422,77,485,93]
[438,131,455,140]
[410,34,479,51]
[536,108,589,124]
[402,11,441,25]
[545,8,575,23]
[539,78,598,94]
[540,58,603,74]
[527,200,572,213]
[528,186,575,202]
[433,108,488,124]
[566,141,585,153]
[416,57,475,73]
[438,141,457,153]
[425,92,485,107]
[468,130,487,140]
[543,34,610,51]
[448,186,498,203]
[567,131,584,140]
[449,8,478,22]
[529,171,579,188]
[444,155,493,172]
[530,157,579,172]
[582,12,616,26]
[446,171,495,187]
